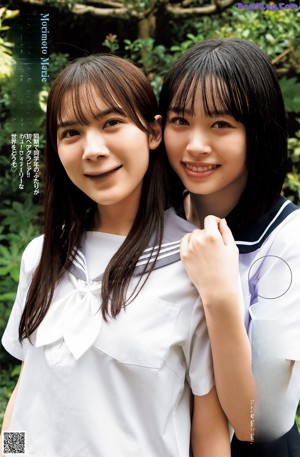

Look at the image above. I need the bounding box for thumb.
[180,232,191,260]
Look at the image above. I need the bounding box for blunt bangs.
[160,38,284,127]
[161,45,252,125]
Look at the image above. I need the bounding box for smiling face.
[57,89,161,229]
[164,87,247,216]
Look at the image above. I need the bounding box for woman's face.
[57,89,161,220]
[164,89,247,206]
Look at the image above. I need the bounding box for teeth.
[186,164,218,172]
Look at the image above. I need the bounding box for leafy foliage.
[283,122,300,202]
[280,78,300,113]
[0,7,19,79]
[0,26,68,373]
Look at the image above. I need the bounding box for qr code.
[2,431,26,455]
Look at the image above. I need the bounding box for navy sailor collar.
[69,208,196,282]
[234,196,299,254]
[177,194,299,254]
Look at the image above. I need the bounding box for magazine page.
[0,1,299,455]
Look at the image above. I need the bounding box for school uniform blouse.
[2,209,214,457]
[234,196,300,441]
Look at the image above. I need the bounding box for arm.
[181,216,255,441]
[192,387,230,456]
[0,364,23,457]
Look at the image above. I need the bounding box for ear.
[148,114,162,150]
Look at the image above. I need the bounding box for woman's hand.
[180,216,239,305]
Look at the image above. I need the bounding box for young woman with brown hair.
[1,54,230,456]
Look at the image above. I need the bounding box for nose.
[186,129,212,156]
[82,129,110,160]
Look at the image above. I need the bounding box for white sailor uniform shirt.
[2,208,214,457]
[235,196,300,440]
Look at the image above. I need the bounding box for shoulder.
[236,197,300,253]
[163,208,197,241]
[270,207,300,249]
[21,235,44,275]
[134,210,197,275]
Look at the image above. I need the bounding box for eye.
[211,120,233,129]
[61,129,80,139]
[168,116,189,126]
[104,118,123,128]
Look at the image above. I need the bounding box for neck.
[186,178,246,228]
[94,203,137,236]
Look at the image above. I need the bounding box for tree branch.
[166,0,235,16]
[21,0,234,20]
[21,0,152,20]
[93,0,124,6]
[21,0,45,6]
[271,47,292,65]
[72,4,130,17]
[21,0,123,4]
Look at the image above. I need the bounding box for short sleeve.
[249,211,300,361]
[183,297,214,396]
[1,236,43,360]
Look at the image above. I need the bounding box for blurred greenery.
[0,0,299,430]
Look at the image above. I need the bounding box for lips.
[85,165,122,178]
[182,162,220,179]
[185,163,219,172]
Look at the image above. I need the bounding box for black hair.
[159,38,288,231]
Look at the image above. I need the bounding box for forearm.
[0,386,18,457]
[1,364,23,443]
[192,425,230,457]
[0,365,23,457]
[203,296,255,441]
[180,219,255,441]
[192,388,230,457]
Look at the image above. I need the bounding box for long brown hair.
[19,54,167,340]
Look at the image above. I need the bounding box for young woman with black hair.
[1,54,230,456]
[160,38,300,456]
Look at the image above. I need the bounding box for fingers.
[204,215,236,248]
[180,230,199,261]
[219,218,236,247]
[181,216,237,259]
[182,217,222,254]
[180,232,191,257]
[203,215,221,236]
[181,217,236,256]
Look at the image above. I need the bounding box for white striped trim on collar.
[137,240,181,261]
[235,199,290,246]
[136,241,181,267]
[71,249,88,280]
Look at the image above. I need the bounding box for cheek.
[239,141,247,169]
[57,153,70,172]
[164,129,181,161]
[135,153,149,173]
[57,146,78,170]
[237,129,247,159]
[227,133,247,163]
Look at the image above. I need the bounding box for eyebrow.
[57,107,126,129]
[168,106,232,117]
[168,106,194,116]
